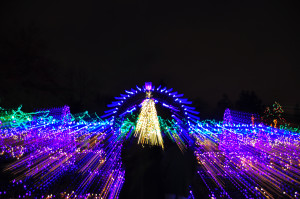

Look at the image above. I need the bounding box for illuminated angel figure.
[134,83,164,148]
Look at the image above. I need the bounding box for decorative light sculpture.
[134,82,164,148]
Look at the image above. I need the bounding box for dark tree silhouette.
[235,90,262,113]
[192,97,210,120]
[294,104,300,124]
[216,93,233,120]
[0,23,64,110]
[217,94,233,110]
[0,23,102,113]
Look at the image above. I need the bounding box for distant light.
[145,82,152,91]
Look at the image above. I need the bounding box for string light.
[135,97,164,148]
[0,84,299,199]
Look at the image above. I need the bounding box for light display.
[223,108,260,125]
[0,83,299,199]
[262,101,288,127]
[194,119,300,199]
[135,98,164,148]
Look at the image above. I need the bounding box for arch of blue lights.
[101,82,199,134]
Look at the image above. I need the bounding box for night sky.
[0,1,299,118]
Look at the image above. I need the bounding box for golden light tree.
[134,89,164,148]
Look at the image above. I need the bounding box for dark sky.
[0,0,299,116]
